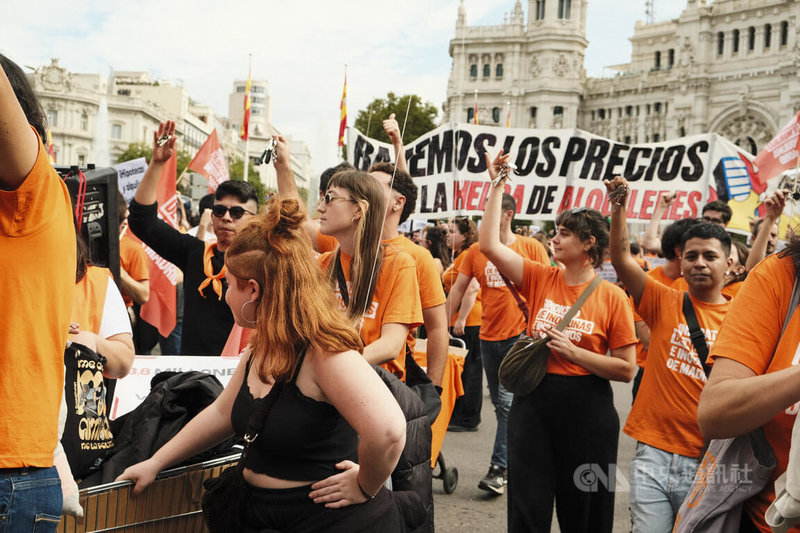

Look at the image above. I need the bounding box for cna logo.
[573,464,630,493]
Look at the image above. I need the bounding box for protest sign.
[113,158,148,204]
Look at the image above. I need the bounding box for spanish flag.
[240,73,251,141]
[337,70,347,147]
[45,129,56,163]
[473,90,479,125]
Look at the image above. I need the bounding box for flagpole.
[243,53,252,184]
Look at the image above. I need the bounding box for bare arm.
[605,177,647,305]
[635,320,650,352]
[383,114,408,174]
[119,269,149,305]
[70,330,135,380]
[195,208,213,242]
[479,151,523,286]
[133,121,176,206]
[362,323,410,366]
[0,63,39,190]
[745,190,785,272]
[452,279,479,336]
[421,304,448,386]
[640,192,675,254]
[698,356,800,439]
[274,135,321,249]
[546,329,636,382]
[445,273,472,324]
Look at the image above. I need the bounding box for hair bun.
[263,196,307,237]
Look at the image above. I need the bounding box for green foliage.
[354,92,439,144]
[228,157,268,204]
[116,142,192,177]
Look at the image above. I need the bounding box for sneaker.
[478,465,507,495]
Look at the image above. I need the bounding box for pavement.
[433,379,635,532]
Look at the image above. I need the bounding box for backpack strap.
[682,293,711,377]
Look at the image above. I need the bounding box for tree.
[354,92,439,144]
[228,157,268,205]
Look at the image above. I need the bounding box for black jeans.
[508,374,619,533]
[449,325,482,428]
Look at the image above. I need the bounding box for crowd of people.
[5,47,800,533]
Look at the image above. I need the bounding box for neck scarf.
[198,242,226,300]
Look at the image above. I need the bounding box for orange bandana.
[198,242,226,300]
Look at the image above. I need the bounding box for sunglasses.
[323,192,356,205]
[211,204,255,220]
[570,207,589,215]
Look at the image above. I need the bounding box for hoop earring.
[352,216,358,226]
[241,301,258,325]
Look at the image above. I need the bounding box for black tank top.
[230,351,359,480]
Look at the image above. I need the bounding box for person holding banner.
[129,121,259,356]
[481,153,637,532]
[0,53,76,531]
[118,197,417,531]
[606,176,733,533]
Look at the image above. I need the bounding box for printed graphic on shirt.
[665,323,717,382]
[484,261,507,288]
[72,358,114,449]
[333,282,379,326]
[532,299,595,343]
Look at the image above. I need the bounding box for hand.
[151,121,177,164]
[70,330,99,353]
[198,208,213,232]
[545,327,578,362]
[484,150,511,185]
[308,460,368,508]
[602,176,630,207]
[116,459,160,496]
[273,135,292,172]
[657,191,676,210]
[453,317,467,337]
[764,189,787,221]
[383,113,401,145]
[68,323,80,335]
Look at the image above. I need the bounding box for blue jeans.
[479,334,519,469]
[629,442,698,533]
[0,466,62,532]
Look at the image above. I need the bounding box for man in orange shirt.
[0,54,76,530]
[447,193,549,495]
[607,177,732,533]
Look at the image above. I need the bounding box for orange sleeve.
[459,244,476,277]
[528,237,550,265]
[122,239,150,281]
[521,257,553,301]
[380,253,424,329]
[442,254,461,293]
[708,256,790,374]
[416,250,447,309]
[317,231,338,254]
[606,285,638,350]
[637,276,678,328]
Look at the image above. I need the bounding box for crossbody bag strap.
[334,251,350,308]
[682,293,711,377]
[554,275,602,332]
[498,271,529,323]
[240,368,286,466]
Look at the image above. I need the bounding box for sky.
[1,0,685,175]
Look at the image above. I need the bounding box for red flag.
[188,130,230,193]
[240,74,251,141]
[752,110,800,190]
[337,72,347,147]
[139,153,178,338]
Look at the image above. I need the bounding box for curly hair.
[451,217,478,254]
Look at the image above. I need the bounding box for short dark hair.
[216,180,259,205]
[680,221,731,256]
[368,162,418,224]
[630,241,641,255]
[319,162,355,194]
[199,193,215,213]
[0,54,47,142]
[661,217,702,260]
[554,208,610,268]
[752,217,779,237]
[501,193,517,216]
[702,200,733,224]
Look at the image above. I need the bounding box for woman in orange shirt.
[480,152,637,533]
[316,170,422,379]
[443,218,483,431]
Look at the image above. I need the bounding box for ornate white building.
[445,0,800,153]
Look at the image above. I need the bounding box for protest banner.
[114,157,148,204]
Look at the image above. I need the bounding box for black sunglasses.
[211,204,255,220]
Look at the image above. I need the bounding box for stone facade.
[445,0,800,154]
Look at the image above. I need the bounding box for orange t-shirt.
[632,265,683,367]
[383,235,446,310]
[71,266,111,334]
[442,251,482,328]
[669,277,740,299]
[522,261,636,376]
[318,247,422,379]
[317,230,338,254]
[707,254,800,532]
[460,236,549,341]
[0,133,76,468]
[624,277,730,458]
[119,234,149,307]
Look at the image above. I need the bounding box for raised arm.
[383,113,408,174]
[133,121,176,206]
[605,177,647,305]
[0,62,39,190]
[640,192,675,254]
[274,135,320,248]
[745,189,785,272]
[479,151,523,286]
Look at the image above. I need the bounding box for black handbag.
[201,379,285,533]
[499,276,601,395]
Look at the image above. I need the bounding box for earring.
[241,301,258,325]
[352,216,358,225]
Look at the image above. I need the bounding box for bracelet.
[357,478,376,500]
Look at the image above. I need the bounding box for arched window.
[47,109,58,128]
[668,49,675,68]
[598,109,606,120]
[626,105,633,116]
[483,64,490,77]
[653,133,661,142]
[654,102,662,114]
[530,106,537,118]
[558,0,571,19]
[717,32,724,55]
[553,106,564,117]
[765,24,772,49]
[782,21,789,47]
[733,30,740,53]
[470,64,477,78]
[467,107,474,122]
[496,63,504,78]
[654,51,661,70]
[492,107,501,123]
[535,0,545,20]
[749,26,756,50]
[111,124,122,139]
[81,112,88,131]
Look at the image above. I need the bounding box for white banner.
[114,158,148,204]
[348,124,753,223]
[109,355,241,420]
